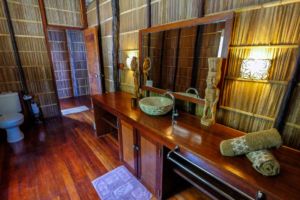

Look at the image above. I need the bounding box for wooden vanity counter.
[92,92,300,200]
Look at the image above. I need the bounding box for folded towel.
[246,150,280,176]
[220,128,282,156]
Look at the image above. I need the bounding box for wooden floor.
[0,100,120,199]
[0,96,205,200]
[60,95,92,110]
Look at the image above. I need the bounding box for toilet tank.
[0,92,22,114]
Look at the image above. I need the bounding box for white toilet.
[0,92,24,143]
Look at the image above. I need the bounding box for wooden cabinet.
[139,133,162,198]
[120,120,137,175]
[119,120,162,199]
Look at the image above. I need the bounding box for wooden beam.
[79,0,88,28]
[140,12,234,34]
[274,48,300,133]
[96,0,106,93]
[173,29,181,91]
[47,24,85,30]
[111,0,120,91]
[142,86,205,105]
[38,0,62,115]
[2,0,28,94]
[147,0,151,57]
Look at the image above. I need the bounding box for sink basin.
[139,97,173,116]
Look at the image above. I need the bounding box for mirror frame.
[138,12,234,105]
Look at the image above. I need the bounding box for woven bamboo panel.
[217,108,274,132]
[44,0,83,27]
[6,0,59,118]
[0,1,21,92]
[87,1,97,27]
[215,2,300,150]
[231,3,300,45]
[205,0,276,14]
[159,0,201,24]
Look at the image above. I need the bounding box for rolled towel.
[220,128,282,156]
[246,150,280,176]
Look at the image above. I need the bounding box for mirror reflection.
[141,22,225,99]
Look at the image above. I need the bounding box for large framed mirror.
[138,13,234,105]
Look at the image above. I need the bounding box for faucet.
[185,87,200,98]
[163,91,179,125]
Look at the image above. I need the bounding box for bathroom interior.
[0,0,300,199]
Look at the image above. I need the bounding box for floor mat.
[61,106,89,115]
[92,166,152,200]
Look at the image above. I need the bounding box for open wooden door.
[84,27,103,95]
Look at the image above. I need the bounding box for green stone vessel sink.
[139,97,173,116]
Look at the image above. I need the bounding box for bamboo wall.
[0,0,60,118]
[87,0,202,92]
[209,1,300,149]
[44,0,83,27]
[48,29,73,99]
[86,0,300,149]
[0,1,21,92]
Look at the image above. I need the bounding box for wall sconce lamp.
[126,57,132,69]
[240,59,271,80]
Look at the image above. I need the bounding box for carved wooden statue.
[130,56,140,98]
[143,57,151,85]
[201,57,223,127]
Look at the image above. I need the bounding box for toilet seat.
[0,113,24,128]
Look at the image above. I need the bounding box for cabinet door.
[139,133,162,198]
[120,120,137,175]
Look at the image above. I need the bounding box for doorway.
[48,29,92,112]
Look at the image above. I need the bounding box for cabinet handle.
[132,145,139,151]
[255,191,265,200]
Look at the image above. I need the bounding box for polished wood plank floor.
[0,108,121,200]
[60,95,92,110]
[0,97,205,200]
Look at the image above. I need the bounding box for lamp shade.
[240,59,271,80]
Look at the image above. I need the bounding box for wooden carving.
[201,57,223,127]
[130,56,140,98]
[143,57,151,85]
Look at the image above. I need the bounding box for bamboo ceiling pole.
[111,0,120,91]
